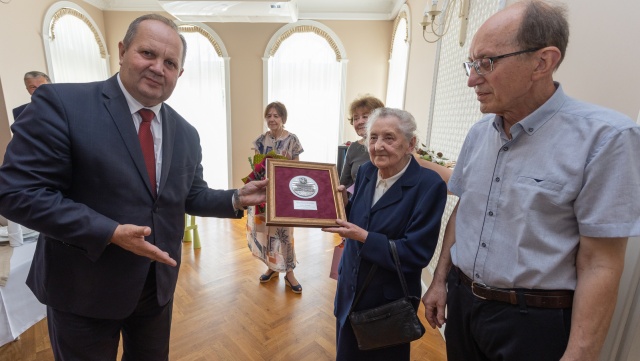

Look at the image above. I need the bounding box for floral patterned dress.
[247,131,304,272]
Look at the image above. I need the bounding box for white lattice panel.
[426,0,501,275]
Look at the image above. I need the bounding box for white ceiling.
[81,0,407,22]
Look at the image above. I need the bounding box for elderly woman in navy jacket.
[323,107,447,360]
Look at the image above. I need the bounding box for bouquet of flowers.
[242,151,287,214]
[416,144,456,168]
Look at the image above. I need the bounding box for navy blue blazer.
[12,103,28,120]
[0,75,241,319]
[334,157,447,330]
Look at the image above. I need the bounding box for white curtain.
[167,31,229,190]
[49,14,109,83]
[268,32,343,164]
[385,18,409,109]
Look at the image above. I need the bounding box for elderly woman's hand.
[321,219,368,242]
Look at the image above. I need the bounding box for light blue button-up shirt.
[449,83,640,290]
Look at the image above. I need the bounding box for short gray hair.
[515,0,569,69]
[24,71,51,83]
[366,107,417,144]
[123,14,187,68]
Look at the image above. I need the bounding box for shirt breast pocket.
[516,176,564,192]
[514,176,567,210]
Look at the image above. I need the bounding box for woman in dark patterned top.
[339,95,384,190]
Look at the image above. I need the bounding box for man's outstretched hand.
[238,178,269,207]
[109,224,177,266]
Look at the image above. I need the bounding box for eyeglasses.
[463,48,542,76]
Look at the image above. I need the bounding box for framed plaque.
[265,159,346,227]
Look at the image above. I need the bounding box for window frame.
[42,1,110,83]
[263,20,348,146]
[173,22,233,188]
[385,4,411,109]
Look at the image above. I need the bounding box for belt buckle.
[471,281,488,300]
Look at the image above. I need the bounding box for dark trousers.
[47,265,173,361]
[444,267,572,361]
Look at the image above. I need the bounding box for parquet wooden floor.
[0,217,447,360]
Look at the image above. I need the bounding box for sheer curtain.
[48,13,109,83]
[268,32,343,164]
[385,17,409,109]
[166,30,229,189]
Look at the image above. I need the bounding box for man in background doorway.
[12,71,51,120]
[423,1,640,360]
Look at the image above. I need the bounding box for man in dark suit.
[12,71,51,120]
[0,14,267,360]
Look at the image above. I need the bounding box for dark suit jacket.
[0,75,241,319]
[12,103,28,120]
[334,157,447,359]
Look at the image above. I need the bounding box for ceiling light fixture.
[158,0,298,23]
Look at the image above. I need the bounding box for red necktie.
[138,109,157,198]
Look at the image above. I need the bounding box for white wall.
[506,0,640,119]
[404,0,439,143]
[601,237,640,361]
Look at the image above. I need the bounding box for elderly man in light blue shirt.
[423,1,640,361]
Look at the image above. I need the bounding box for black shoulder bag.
[348,240,426,350]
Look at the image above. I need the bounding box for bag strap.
[389,240,410,297]
[349,264,377,314]
[348,240,409,313]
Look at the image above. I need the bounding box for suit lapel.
[158,105,176,197]
[102,76,156,199]
[370,181,402,213]
[357,166,376,212]
[347,165,375,245]
[370,157,420,214]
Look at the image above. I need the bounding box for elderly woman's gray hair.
[366,107,417,142]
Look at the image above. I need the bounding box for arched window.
[167,24,231,189]
[43,2,109,83]
[264,21,347,164]
[386,5,411,109]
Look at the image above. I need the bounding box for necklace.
[271,129,285,140]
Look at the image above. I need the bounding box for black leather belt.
[455,266,574,309]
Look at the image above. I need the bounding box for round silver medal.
[289,175,319,199]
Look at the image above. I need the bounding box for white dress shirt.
[372,158,411,206]
[117,74,163,191]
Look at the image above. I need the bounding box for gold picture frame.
[265,159,346,227]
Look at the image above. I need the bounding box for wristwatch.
[233,189,247,210]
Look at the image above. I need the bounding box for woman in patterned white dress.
[248,101,304,293]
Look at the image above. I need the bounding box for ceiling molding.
[82,0,163,11]
[300,12,397,21]
[81,0,405,21]
[80,0,110,10]
[159,0,298,23]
